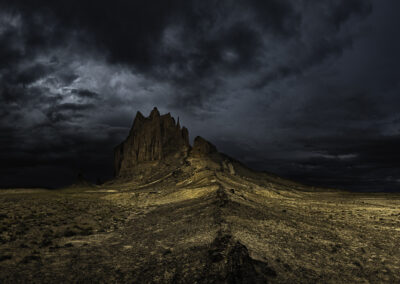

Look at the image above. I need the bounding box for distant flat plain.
[1,163,399,283]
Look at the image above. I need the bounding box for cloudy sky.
[0,0,399,191]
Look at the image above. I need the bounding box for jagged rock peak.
[136,110,145,119]
[114,108,190,178]
[149,107,160,118]
[131,111,145,131]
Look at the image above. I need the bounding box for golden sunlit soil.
[1,158,400,283]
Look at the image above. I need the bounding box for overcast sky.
[0,0,399,191]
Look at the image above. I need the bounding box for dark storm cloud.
[1,0,299,99]
[71,89,99,99]
[0,0,399,191]
[329,0,371,28]
[2,0,371,104]
[284,130,400,190]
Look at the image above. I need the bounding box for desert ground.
[1,157,400,283]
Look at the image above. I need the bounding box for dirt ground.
[1,159,400,283]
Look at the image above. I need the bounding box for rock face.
[191,136,217,157]
[114,107,190,177]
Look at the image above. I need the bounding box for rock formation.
[114,107,190,178]
[114,107,223,179]
[191,136,217,157]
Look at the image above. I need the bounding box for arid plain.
[1,109,399,283]
[1,157,400,283]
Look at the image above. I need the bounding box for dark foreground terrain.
[1,155,400,283]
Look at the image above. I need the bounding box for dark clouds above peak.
[0,0,399,191]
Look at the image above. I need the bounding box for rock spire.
[114,107,190,177]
